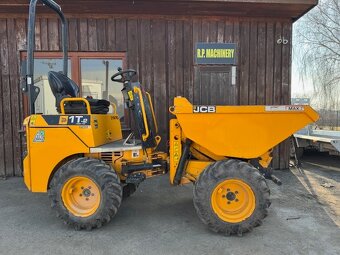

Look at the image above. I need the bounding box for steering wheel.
[111,67,137,83]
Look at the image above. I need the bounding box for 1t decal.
[68,116,89,125]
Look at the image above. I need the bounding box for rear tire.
[48,157,122,230]
[193,159,270,236]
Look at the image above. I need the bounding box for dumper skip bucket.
[170,97,319,158]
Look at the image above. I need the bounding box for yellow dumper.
[23,0,319,235]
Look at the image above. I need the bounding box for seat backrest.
[48,71,79,99]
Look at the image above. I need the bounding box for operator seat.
[48,71,110,114]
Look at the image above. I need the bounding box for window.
[21,52,126,119]
[80,59,124,117]
[33,58,72,114]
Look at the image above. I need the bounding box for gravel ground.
[0,152,339,255]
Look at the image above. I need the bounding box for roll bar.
[26,0,68,115]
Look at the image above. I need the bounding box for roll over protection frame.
[27,0,68,115]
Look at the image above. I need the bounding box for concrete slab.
[0,155,339,255]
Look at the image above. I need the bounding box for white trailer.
[293,126,340,157]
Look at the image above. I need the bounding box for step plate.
[90,139,142,153]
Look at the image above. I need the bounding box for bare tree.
[293,0,340,119]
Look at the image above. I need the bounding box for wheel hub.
[211,179,256,223]
[83,188,91,197]
[61,176,101,217]
[226,191,236,201]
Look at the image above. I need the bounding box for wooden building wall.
[0,15,292,177]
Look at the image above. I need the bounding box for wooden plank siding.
[0,16,293,177]
[0,18,24,177]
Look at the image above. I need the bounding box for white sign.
[265,106,304,112]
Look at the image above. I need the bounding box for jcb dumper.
[22,0,319,235]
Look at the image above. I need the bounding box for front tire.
[48,157,122,230]
[193,159,270,236]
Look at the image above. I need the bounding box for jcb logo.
[193,105,216,113]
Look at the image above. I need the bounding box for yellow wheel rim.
[61,176,101,217]
[211,179,256,223]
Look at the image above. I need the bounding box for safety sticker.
[132,150,140,158]
[30,116,37,126]
[265,106,304,112]
[59,116,68,125]
[128,91,134,101]
[173,141,180,163]
[94,118,99,129]
[33,130,45,143]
